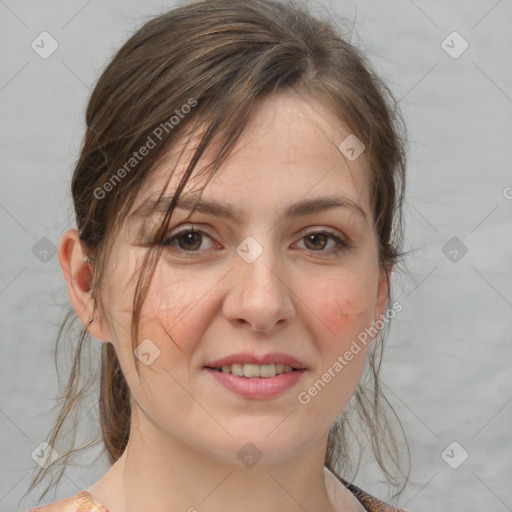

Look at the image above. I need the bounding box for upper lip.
[205,353,307,370]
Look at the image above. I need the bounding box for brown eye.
[175,231,202,251]
[164,228,215,252]
[303,233,329,251]
[296,230,349,254]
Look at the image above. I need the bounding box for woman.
[29,0,410,510]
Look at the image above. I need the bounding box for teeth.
[259,364,276,378]
[244,363,262,378]
[218,363,295,377]
[231,363,244,377]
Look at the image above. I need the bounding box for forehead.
[131,91,372,223]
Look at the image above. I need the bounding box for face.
[93,91,389,465]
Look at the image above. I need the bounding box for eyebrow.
[131,193,368,224]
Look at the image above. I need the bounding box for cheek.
[139,271,221,364]
[314,278,375,336]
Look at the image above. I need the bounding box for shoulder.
[325,467,409,512]
[30,491,109,512]
[341,478,409,512]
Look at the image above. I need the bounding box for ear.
[374,264,391,322]
[58,228,111,342]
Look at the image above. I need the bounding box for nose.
[222,243,296,334]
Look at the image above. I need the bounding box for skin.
[59,90,390,512]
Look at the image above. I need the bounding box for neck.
[89,412,341,512]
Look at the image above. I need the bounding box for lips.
[204,352,307,370]
[204,367,306,399]
[203,352,308,399]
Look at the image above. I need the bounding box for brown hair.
[30,0,409,500]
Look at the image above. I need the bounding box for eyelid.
[169,223,214,237]
[301,226,344,239]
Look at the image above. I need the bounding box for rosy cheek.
[314,284,370,337]
[140,282,214,366]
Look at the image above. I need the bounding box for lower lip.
[204,368,306,399]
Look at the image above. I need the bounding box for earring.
[88,317,94,324]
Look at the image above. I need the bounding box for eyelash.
[161,225,351,257]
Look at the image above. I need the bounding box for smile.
[208,363,297,378]
[204,367,306,399]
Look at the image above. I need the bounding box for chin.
[201,420,319,466]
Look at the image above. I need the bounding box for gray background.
[1,0,511,511]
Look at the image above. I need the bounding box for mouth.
[205,363,301,378]
[203,353,307,398]
[203,362,306,399]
